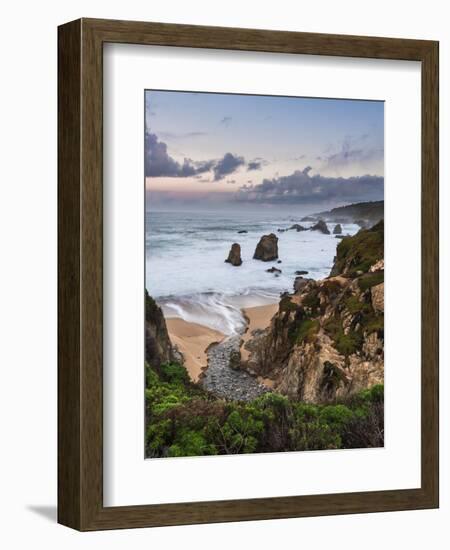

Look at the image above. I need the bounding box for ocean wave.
[159,291,279,335]
[146,210,360,312]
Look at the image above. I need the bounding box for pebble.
[202,334,269,402]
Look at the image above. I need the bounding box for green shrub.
[335,330,363,356]
[358,271,384,292]
[320,404,353,428]
[345,295,371,314]
[362,313,384,335]
[144,362,384,457]
[324,318,362,356]
[302,289,321,313]
[294,319,320,344]
[279,295,298,312]
[168,429,217,457]
[334,220,384,275]
[159,362,191,385]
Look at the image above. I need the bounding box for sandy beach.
[166,318,224,382]
[166,303,278,384]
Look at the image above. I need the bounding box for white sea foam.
[145,210,359,333]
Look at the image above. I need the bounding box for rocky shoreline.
[146,211,384,406]
[201,333,270,401]
[239,221,385,402]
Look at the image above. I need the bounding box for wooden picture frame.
[58,18,439,531]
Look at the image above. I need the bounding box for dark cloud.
[213,152,245,181]
[145,133,214,177]
[247,157,269,171]
[145,133,246,181]
[220,116,232,125]
[247,161,262,171]
[145,133,181,177]
[235,167,383,205]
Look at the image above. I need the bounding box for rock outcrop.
[289,224,307,232]
[333,223,343,235]
[293,276,313,293]
[371,283,384,313]
[241,221,384,403]
[253,233,278,261]
[145,291,175,367]
[369,259,384,273]
[225,243,243,266]
[310,220,330,234]
[266,266,282,274]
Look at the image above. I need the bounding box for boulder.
[333,223,343,235]
[293,276,313,293]
[253,233,279,261]
[237,229,248,234]
[225,243,242,266]
[369,259,384,273]
[310,219,330,234]
[289,224,307,232]
[266,267,282,274]
[295,270,309,275]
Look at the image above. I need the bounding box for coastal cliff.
[145,290,175,367]
[242,221,384,403]
[304,200,384,227]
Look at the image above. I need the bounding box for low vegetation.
[358,271,384,292]
[333,220,384,276]
[145,362,384,458]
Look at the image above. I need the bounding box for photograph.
[144,90,385,459]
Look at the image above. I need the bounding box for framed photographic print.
[58,18,439,530]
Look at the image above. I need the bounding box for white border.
[103,43,421,507]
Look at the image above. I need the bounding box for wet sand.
[166,318,224,382]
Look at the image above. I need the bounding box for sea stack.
[253,233,278,261]
[310,219,330,234]
[333,223,343,235]
[225,243,243,266]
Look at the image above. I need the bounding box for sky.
[145,90,384,213]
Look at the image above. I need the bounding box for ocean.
[145,210,359,335]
